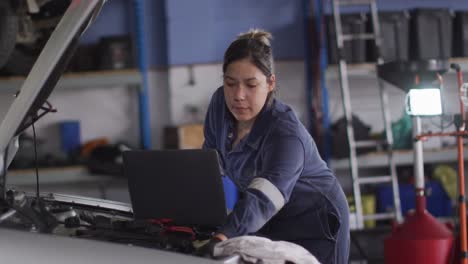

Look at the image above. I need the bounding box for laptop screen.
[123,149,227,228]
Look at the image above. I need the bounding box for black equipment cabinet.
[327,13,368,64]
[410,8,453,60]
[454,11,468,57]
[370,11,410,62]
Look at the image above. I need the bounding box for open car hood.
[0,2,241,262]
[0,0,106,198]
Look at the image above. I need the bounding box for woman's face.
[223,58,275,125]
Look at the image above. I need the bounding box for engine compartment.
[0,191,214,256]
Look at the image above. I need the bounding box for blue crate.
[60,121,81,154]
[377,180,452,217]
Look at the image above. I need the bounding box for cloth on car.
[213,236,320,264]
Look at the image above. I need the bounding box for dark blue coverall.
[203,87,350,264]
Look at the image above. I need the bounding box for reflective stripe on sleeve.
[248,177,285,212]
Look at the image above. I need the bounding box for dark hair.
[223,29,274,78]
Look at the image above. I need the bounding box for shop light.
[405,87,442,116]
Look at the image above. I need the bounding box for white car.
[0,1,239,263]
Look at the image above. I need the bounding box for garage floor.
[350,227,391,263]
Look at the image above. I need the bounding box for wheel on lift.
[0,1,18,69]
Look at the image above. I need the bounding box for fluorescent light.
[406,88,442,116]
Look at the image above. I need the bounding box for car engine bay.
[0,190,215,256]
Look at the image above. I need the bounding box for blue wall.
[166,0,305,65]
[81,0,130,44]
[145,0,168,66]
[166,0,468,65]
[81,0,168,67]
[82,0,468,67]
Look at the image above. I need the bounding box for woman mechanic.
[201,29,350,264]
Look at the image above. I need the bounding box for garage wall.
[3,0,468,154]
[1,60,459,156]
[168,61,307,126]
[168,60,463,138]
[165,0,305,65]
[81,0,168,67]
[0,70,170,155]
[78,0,468,67]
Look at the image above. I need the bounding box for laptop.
[123,149,227,228]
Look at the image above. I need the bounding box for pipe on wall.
[303,0,331,162]
[133,0,152,149]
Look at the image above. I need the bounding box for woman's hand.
[213,233,228,241]
[196,233,227,257]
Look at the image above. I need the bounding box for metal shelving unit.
[330,147,468,170]
[0,69,142,91]
[327,58,468,171]
[0,69,151,148]
[326,58,468,80]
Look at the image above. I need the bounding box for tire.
[0,1,18,69]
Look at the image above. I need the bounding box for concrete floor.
[350,226,391,263]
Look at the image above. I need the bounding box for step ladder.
[331,0,403,229]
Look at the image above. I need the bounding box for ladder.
[331,0,403,229]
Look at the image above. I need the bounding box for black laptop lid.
[123,149,227,228]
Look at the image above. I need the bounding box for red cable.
[148,218,196,241]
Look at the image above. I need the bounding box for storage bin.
[369,11,410,62]
[60,120,81,154]
[362,194,376,228]
[453,11,468,57]
[346,195,376,228]
[410,8,453,60]
[377,180,452,217]
[326,13,367,64]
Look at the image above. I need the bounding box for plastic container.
[410,8,453,60]
[377,181,452,217]
[60,120,81,154]
[327,13,367,64]
[453,11,468,57]
[362,194,376,228]
[370,11,410,62]
[384,200,454,264]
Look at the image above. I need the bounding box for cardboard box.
[164,124,204,149]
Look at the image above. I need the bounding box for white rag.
[212,236,321,264]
